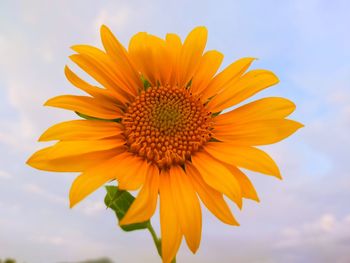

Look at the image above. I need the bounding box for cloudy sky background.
[0,0,349,262]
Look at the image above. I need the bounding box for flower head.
[27,26,303,262]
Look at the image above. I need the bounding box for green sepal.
[209,137,222,142]
[211,111,222,117]
[141,75,151,90]
[104,185,149,232]
[75,111,121,123]
[185,79,192,89]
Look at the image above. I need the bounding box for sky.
[0,0,349,262]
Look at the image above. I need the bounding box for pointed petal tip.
[187,26,208,40]
[100,24,108,31]
[69,195,79,209]
[297,122,305,129]
[274,74,280,84]
[239,57,257,63]
[26,153,50,172]
[70,45,83,53]
[275,167,282,180]
[26,156,34,166]
[26,152,42,169]
[264,70,280,84]
[229,217,240,226]
[44,96,61,107]
[38,130,50,141]
[225,216,240,226]
[236,199,243,210]
[100,24,113,39]
[37,134,46,142]
[43,97,53,107]
[197,25,207,31]
[286,120,304,135]
[187,240,201,254]
[189,246,199,254]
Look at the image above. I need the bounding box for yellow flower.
[27,26,302,262]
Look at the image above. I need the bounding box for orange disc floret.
[123,86,213,168]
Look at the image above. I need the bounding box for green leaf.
[104,185,149,232]
[75,111,121,122]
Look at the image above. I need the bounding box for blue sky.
[0,0,349,262]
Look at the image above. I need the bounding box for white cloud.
[76,200,106,216]
[275,213,350,263]
[0,170,12,179]
[35,235,65,246]
[22,183,107,217]
[23,183,66,205]
[93,7,131,32]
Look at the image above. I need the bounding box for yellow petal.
[129,33,172,87]
[148,35,173,86]
[169,165,202,253]
[69,153,127,207]
[204,142,281,178]
[201,57,255,101]
[115,153,148,191]
[45,95,123,120]
[64,65,125,107]
[165,33,182,85]
[207,69,279,113]
[191,50,224,95]
[120,164,159,225]
[39,120,123,141]
[214,97,296,126]
[213,119,304,146]
[191,151,242,208]
[100,25,143,93]
[159,170,183,263]
[26,147,123,172]
[72,45,137,97]
[177,26,208,87]
[224,165,260,202]
[128,32,154,85]
[69,53,133,105]
[30,139,125,164]
[186,162,239,225]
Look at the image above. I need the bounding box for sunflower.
[27,26,302,262]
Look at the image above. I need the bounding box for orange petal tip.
[69,197,78,209]
[26,156,33,166]
[43,98,53,107]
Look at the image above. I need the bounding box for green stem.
[147,221,162,257]
[147,221,176,263]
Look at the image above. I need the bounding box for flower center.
[123,86,212,168]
